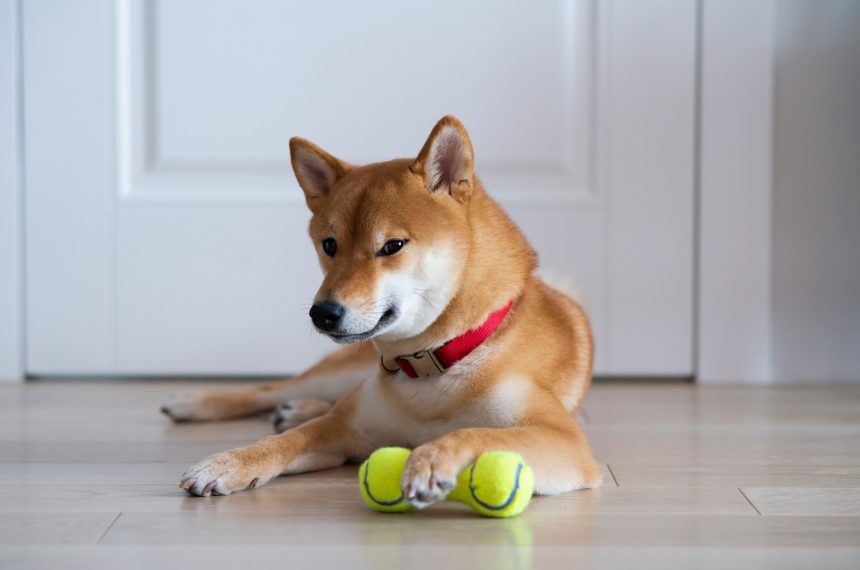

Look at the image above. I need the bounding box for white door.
[24,0,695,376]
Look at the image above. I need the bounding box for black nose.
[309,301,345,332]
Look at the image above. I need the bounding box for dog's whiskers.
[413,288,436,309]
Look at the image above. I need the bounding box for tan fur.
[168,116,602,502]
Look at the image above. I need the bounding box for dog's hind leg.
[272,398,332,433]
[160,342,377,422]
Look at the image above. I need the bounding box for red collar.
[388,300,514,378]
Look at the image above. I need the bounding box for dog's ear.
[289,137,350,212]
[411,115,474,202]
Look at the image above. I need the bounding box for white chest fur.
[352,370,530,449]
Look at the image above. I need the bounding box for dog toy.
[358,447,534,518]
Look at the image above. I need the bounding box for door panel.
[25,0,695,376]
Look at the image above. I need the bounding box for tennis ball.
[358,447,534,518]
[449,451,534,518]
[359,447,413,513]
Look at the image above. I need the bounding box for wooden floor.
[2,381,860,569]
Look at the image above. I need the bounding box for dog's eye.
[377,239,407,257]
[321,238,337,257]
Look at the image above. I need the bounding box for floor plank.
[99,512,860,547]
[586,424,860,466]
[0,440,259,463]
[609,464,860,488]
[2,545,859,570]
[1,462,197,485]
[3,461,613,489]
[742,487,860,516]
[583,385,860,425]
[9,471,737,517]
[0,416,275,443]
[0,513,119,545]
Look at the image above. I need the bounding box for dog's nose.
[309,301,345,332]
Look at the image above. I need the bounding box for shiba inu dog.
[162,116,602,503]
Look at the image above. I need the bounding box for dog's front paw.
[401,444,459,508]
[180,448,277,496]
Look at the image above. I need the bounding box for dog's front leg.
[180,395,361,496]
[401,401,603,507]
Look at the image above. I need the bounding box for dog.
[162,115,602,503]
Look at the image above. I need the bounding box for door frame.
[696,0,775,383]
[0,0,777,383]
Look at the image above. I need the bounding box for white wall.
[771,0,860,382]
[698,0,860,384]
[0,0,22,382]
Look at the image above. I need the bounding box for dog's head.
[290,116,476,343]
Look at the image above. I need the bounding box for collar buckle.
[398,349,445,377]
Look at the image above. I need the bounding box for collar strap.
[390,300,514,378]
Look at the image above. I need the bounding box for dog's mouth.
[327,307,398,344]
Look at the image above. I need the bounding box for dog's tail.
[535,269,589,309]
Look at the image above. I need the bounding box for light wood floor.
[2,381,859,569]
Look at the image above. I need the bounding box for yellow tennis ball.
[358,447,534,518]
[451,451,535,518]
[358,447,413,513]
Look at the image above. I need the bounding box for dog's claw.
[416,489,434,503]
[180,449,274,496]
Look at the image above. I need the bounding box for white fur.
[533,472,596,495]
[282,452,345,475]
[376,243,462,340]
[161,390,204,420]
[332,244,459,340]
[256,367,373,405]
[485,376,530,426]
[352,369,530,450]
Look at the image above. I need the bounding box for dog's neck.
[373,183,535,361]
